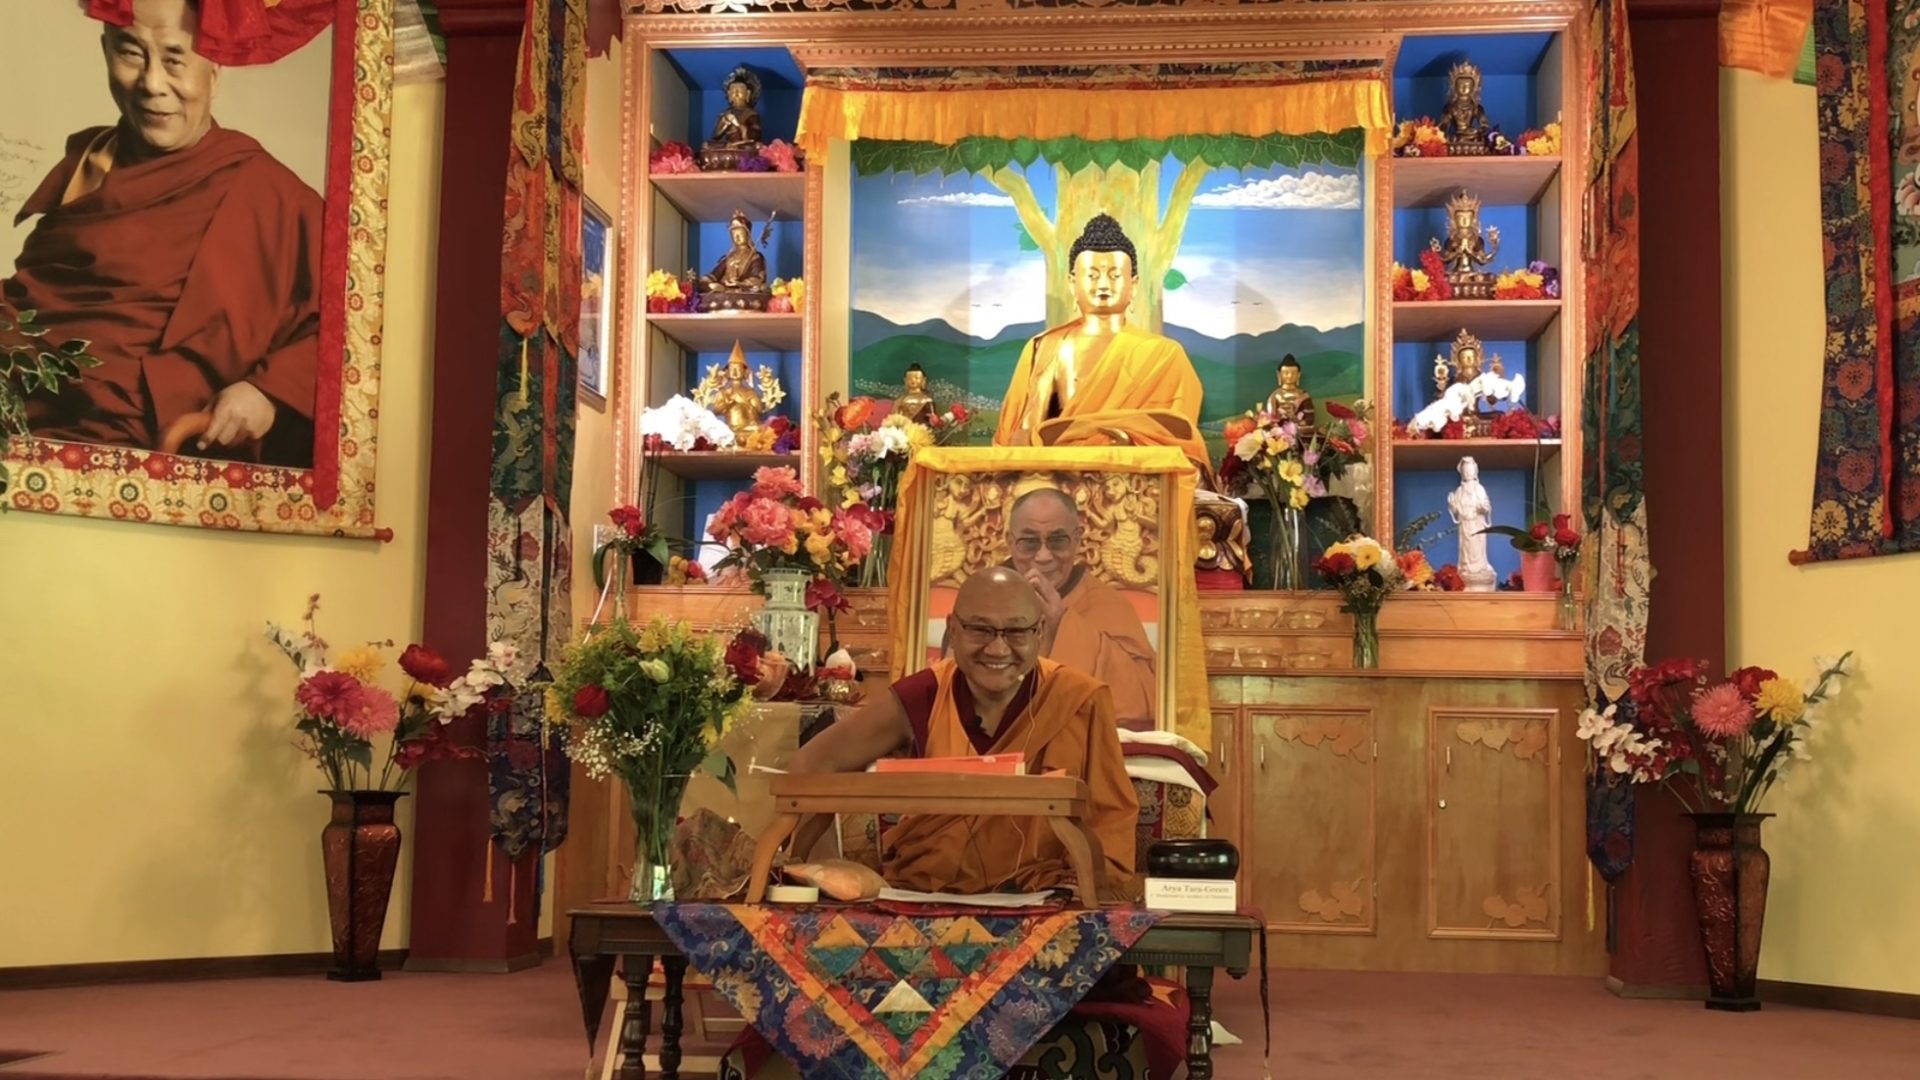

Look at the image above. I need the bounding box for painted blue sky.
[851,159,1367,340]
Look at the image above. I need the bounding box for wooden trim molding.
[0,939,557,991]
[1757,980,1920,1021]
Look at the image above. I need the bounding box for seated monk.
[788,566,1139,901]
[10,0,323,466]
[1005,486,1158,730]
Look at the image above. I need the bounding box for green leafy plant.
[1,301,102,497]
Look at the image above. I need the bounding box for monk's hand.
[201,382,277,450]
[1023,567,1066,638]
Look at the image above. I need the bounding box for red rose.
[1728,666,1778,700]
[1325,401,1357,421]
[1530,522,1550,541]
[609,504,646,539]
[768,416,793,435]
[1434,564,1465,591]
[1554,527,1580,548]
[725,630,768,686]
[1552,513,1571,530]
[1313,552,1357,579]
[950,403,969,424]
[572,684,611,719]
[398,644,455,688]
[685,560,708,581]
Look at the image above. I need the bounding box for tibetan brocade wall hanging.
[0,0,394,539]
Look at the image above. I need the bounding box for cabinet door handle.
[1258,742,1266,769]
[1445,746,1452,774]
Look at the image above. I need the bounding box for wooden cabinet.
[1217,676,1602,976]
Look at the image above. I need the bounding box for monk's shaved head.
[953,566,1043,622]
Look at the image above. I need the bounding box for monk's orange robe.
[994,324,1209,476]
[885,658,1138,900]
[1049,566,1158,731]
[9,125,323,464]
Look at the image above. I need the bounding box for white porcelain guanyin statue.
[1448,456,1497,592]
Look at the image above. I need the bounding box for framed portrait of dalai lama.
[891,446,1193,735]
[0,0,393,537]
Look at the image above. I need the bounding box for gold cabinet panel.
[1247,706,1378,935]
[1427,707,1562,941]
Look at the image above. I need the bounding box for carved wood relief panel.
[1248,706,1377,935]
[1426,707,1561,941]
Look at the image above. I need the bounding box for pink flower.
[707,491,751,541]
[741,497,794,547]
[832,510,874,561]
[335,685,401,738]
[751,466,804,501]
[296,671,361,721]
[1691,683,1756,740]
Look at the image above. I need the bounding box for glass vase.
[1558,576,1578,632]
[1268,500,1304,591]
[1351,608,1381,669]
[627,772,692,904]
[755,567,820,673]
[859,533,892,589]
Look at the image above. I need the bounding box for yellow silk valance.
[889,445,1209,747]
[797,81,1394,160]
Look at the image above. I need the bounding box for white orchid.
[640,395,736,451]
[1408,371,1528,435]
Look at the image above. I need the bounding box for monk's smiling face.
[950,568,1044,699]
[1007,488,1082,592]
[104,0,220,156]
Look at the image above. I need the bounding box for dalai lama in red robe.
[8,0,323,466]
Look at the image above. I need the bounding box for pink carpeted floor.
[1,962,1916,1079]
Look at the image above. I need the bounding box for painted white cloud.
[896,191,1018,208]
[1192,171,1361,211]
[1162,254,1364,339]
[852,255,1047,340]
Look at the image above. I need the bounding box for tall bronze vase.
[1687,812,1772,1011]
[321,790,405,982]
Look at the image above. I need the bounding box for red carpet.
[1,962,1916,1078]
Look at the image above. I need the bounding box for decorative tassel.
[508,857,520,926]
[483,841,495,903]
[517,337,531,407]
[1585,859,1595,933]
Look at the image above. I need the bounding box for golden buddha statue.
[1430,329,1510,437]
[894,363,936,425]
[1438,60,1492,154]
[698,66,763,170]
[694,341,786,441]
[1264,354,1317,432]
[699,210,770,309]
[1430,190,1499,297]
[994,213,1210,476]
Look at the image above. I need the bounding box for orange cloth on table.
[1050,568,1159,731]
[882,658,1139,900]
[994,325,1211,477]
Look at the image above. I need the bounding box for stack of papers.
[877,888,1056,908]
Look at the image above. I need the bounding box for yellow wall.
[1723,69,1920,995]
[0,80,444,966]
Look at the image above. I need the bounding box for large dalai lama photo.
[2,0,327,467]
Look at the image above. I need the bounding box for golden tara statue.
[1430,190,1500,297]
[1432,329,1508,437]
[894,363,937,425]
[699,210,771,310]
[1439,60,1492,154]
[698,66,763,170]
[1264,354,1317,432]
[994,213,1210,476]
[694,341,786,441]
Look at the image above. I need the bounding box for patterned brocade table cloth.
[651,903,1162,1080]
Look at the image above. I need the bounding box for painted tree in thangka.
[851,130,1365,333]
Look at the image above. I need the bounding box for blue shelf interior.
[1389,33,1560,583]
[661,47,808,547]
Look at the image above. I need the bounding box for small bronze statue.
[700,209,772,311]
[1264,354,1317,432]
[695,341,786,442]
[894,363,937,425]
[1433,329,1506,437]
[1430,190,1500,298]
[1194,498,1253,581]
[1439,60,1492,155]
[699,65,763,171]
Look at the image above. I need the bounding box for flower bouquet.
[1478,512,1581,627]
[547,616,757,901]
[767,277,806,313]
[1311,536,1402,668]
[1218,399,1372,590]
[645,269,697,313]
[708,465,874,662]
[640,395,734,453]
[649,141,697,175]
[816,393,971,587]
[1494,262,1561,300]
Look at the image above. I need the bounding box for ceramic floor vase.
[321,790,405,982]
[1687,812,1772,1011]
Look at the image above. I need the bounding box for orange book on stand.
[874,754,1026,776]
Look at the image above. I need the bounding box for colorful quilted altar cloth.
[653,903,1162,1080]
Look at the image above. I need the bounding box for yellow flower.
[805,530,834,564]
[544,686,569,725]
[1289,486,1311,510]
[1278,459,1306,485]
[779,533,799,555]
[1410,269,1431,293]
[786,279,806,307]
[1754,678,1805,723]
[841,489,863,510]
[830,465,849,488]
[1263,432,1290,456]
[334,644,385,684]
[809,507,832,532]
[638,620,666,653]
[1350,544,1381,572]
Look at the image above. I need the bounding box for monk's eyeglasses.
[955,620,1041,648]
[1011,532,1076,557]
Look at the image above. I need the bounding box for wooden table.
[569,902,1259,1080]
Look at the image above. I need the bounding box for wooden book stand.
[745,772,1107,908]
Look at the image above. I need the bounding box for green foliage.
[850,129,1367,178]
[1014,221,1040,252]
[1395,510,1454,553]
[1162,267,1189,292]
[0,302,103,497]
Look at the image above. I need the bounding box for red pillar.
[1608,0,1725,995]
[407,0,542,972]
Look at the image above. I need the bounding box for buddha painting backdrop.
[848,131,1369,459]
[0,0,391,537]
